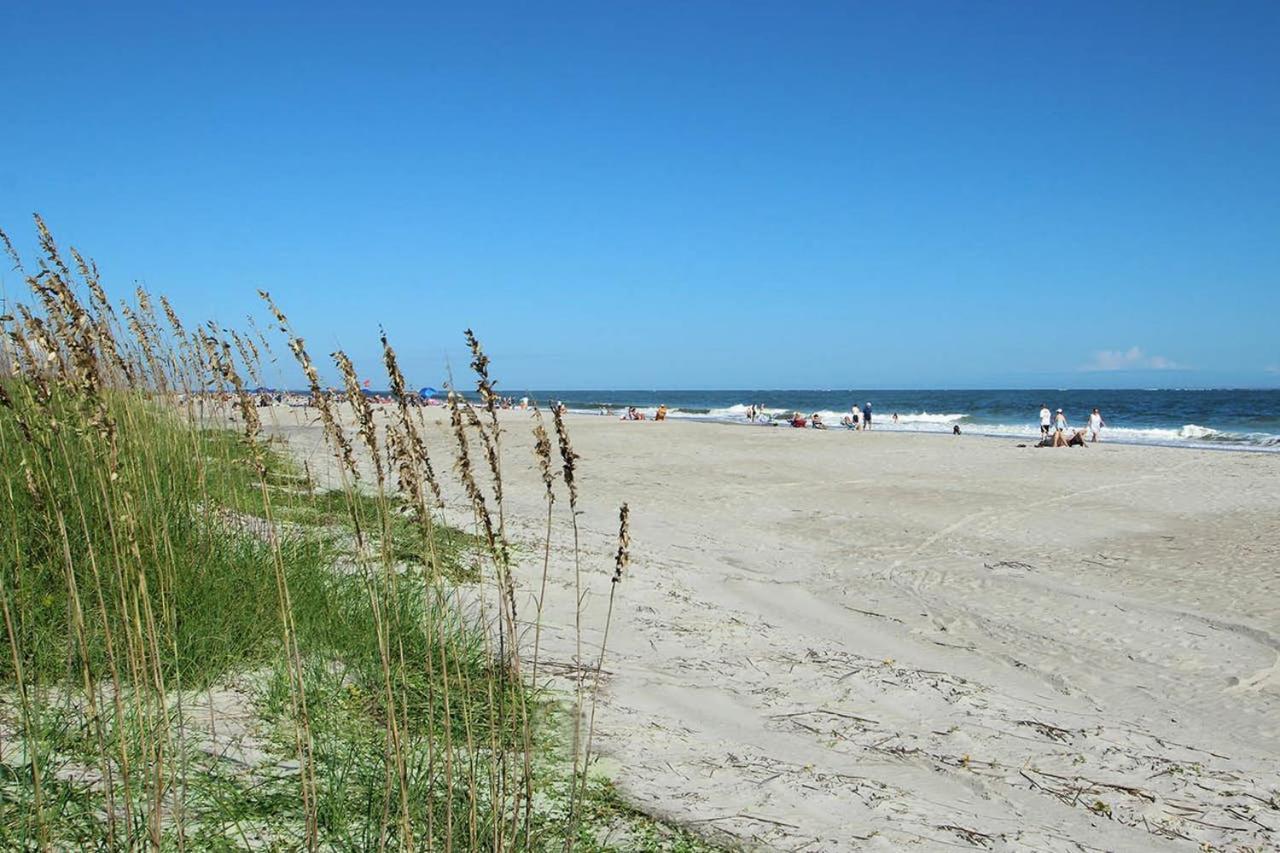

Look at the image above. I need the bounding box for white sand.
[264,407,1280,851]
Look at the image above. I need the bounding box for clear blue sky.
[2,1,1278,390]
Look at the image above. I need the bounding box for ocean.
[523,389,1280,452]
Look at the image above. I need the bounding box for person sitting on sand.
[841,414,854,428]
[811,412,827,430]
[655,404,668,421]
[789,412,807,428]
[851,405,862,430]
[1052,428,1088,447]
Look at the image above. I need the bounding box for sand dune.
[267,408,1280,851]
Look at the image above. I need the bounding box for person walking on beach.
[1040,404,1052,438]
[1054,408,1067,435]
[862,401,873,430]
[1088,407,1105,442]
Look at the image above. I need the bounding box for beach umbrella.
[418,386,439,399]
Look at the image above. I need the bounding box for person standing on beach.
[1088,407,1105,442]
[862,401,873,429]
[852,405,862,430]
[1054,408,1067,434]
[1040,404,1052,438]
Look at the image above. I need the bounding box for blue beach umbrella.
[418,387,439,399]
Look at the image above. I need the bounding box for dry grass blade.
[576,503,630,832]
[381,330,444,508]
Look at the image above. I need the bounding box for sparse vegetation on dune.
[0,217,721,851]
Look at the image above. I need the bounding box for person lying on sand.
[1039,429,1088,447]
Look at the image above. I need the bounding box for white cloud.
[1083,346,1180,372]
[1266,365,1280,375]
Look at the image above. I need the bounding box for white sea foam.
[887,411,966,424]
[674,406,967,424]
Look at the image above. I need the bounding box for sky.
[2,1,1278,390]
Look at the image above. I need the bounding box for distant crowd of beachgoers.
[600,399,1110,447]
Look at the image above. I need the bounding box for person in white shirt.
[1039,405,1052,438]
[1089,408,1105,442]
[852,405,863,430]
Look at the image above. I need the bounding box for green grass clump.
[0,391,474,688]
[2,390,296,686]
[198,427,480,582]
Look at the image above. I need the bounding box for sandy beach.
[266,408,1280,851]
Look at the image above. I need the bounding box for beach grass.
[0,218,721,850]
